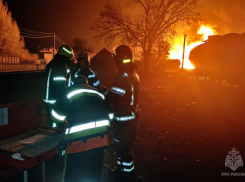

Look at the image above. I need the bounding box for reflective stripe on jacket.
[44,54,71,104]
[51,84,111,153]
[73,67,101,89]
[106,71,140,117]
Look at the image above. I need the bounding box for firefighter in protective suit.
[50,76,111,182]
[73,52,101,90]
[43,45,74,128]
[106,45,140,182]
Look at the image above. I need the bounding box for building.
[39,48,57,64]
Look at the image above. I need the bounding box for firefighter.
[50,76,111,182]
[106,45,140,182]
[73,52,101,90]
[43,45,74,128]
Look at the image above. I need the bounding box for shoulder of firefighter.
[43,55,72,106]
[106,71,140,121]
[73,67,101,89]
[50,84,113,153]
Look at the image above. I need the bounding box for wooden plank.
[0,129,58,152]
[0,129,40,146]
[0,129,54,146]
[0,129,41,150]
[16,134,61,157]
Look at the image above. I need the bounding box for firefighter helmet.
[57,45,74,59]
[77,52,89,65]
[113,45,134,70]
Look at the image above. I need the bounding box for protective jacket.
[73,66,101,90]
[43,54,71,105]
[51,84,111,153]
[106,69,139,179]
[106,70,140,120]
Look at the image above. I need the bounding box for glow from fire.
[198,25,215,41]
[169,25,216,69]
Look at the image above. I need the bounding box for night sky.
[3,0,114,53]
[3,0,245,54]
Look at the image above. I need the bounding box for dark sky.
[3,0,245,54]
[3,0,112,53]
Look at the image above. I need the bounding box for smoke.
[170,0,245,49]
[198,0,245,34]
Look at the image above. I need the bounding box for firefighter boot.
[118,156,136,181]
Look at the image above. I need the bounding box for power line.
[19,26,54,35]
[20,32,53,37]
[19,27,53,38]
[19,26,70,52]
[21,35,53,38]
[20,27,68,44]
[19,27,54,39]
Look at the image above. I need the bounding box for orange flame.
[169,25,217,69]
[198,25,216,41]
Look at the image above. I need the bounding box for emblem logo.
[225,147,243,171]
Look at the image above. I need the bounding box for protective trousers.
[114,119,137,179]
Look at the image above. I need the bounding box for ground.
[0,71,245,182]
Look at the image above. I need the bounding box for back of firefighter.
[106,45,140,182]
[43,45,74,128]
[73,52,101,90]
[50,76,110,182]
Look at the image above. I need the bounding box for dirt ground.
[133,73,245,182]
[1,72,245,182]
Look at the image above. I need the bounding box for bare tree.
[152,37,170,62]
[91,0,199,72]
[70,36,94,58]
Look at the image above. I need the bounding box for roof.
[91,48,112,61]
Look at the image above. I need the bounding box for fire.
[198,25,215,41]
[169,25,216,69]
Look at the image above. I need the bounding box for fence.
[0,57,46,72]
[0,57,19,64]
[0,64,46,72]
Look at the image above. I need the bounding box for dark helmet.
[74,75,88,85]
[77,52,89,66]
[113,45,135,71]
[57,45,74,59]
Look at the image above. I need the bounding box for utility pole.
[182,34,186,71]
[53,34,55,58]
